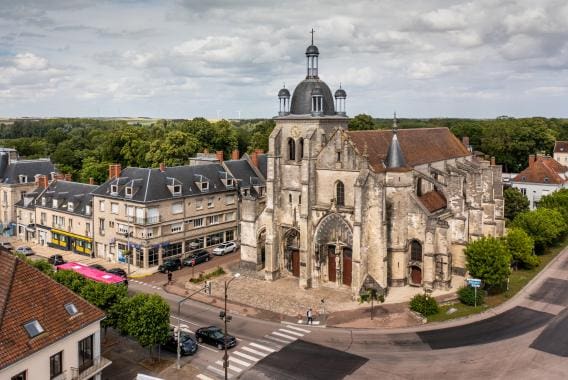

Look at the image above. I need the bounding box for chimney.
[89,177,95,185]
[490,156,495,166]
[216,151,224,163]
[462,136,470,147]
[159,162,166,172]
[231,149,240,160]
[251,151,258,168]
[37,175,48,189]
[528,154,536,167]
[108,163,121,179]
[64,173,72,181]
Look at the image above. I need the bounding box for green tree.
[457,286,485,306]
[79,156,110,184]
[504,187,529,223]
[409,293,439,316]
[51,270,88,293]
[505,227,538,269]
[538,189,568,220]
[146,130,200,167]
[247,120,275,152]
[348,114,377,131]
[465,237,512,289]
[80,281,128,312]
[28,259,55,275]
[511,208,567,253]
[358,288,385,320]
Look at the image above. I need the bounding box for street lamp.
[222,273,240,380]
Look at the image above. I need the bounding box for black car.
[106,267,127,278]
[89,264,106,271]
[158,258,182,273]
[195,326,237,350]
[162,329,198,356]
[48,254,67,266]
[183,250,211,267]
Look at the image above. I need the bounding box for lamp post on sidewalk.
[222,273,240,380]
[176,283,211,370]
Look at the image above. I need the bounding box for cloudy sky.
[1,0,567,119]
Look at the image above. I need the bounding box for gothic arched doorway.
[257,229,266,270]
[284,228,300,277]
[411,266,422,284]
[314,214,353,286]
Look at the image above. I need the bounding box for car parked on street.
[48,254,67,266]
[212,242,238,256]
[0,241,13,251]
[158,258,182,273]
[195,326,237,350]
[15,246,34,256]
[183,250,211,267]
[106,267,128,278]
[162,328,198,356]
[89,263,107,271]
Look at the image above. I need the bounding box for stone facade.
[240,42,505,298]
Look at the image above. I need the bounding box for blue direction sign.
[467,278,482,288]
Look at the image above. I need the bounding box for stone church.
[240,40,505,298]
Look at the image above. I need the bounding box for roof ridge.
[0,255,18,332]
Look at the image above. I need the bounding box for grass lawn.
[427,236,568,323]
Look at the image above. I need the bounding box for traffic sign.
[467,278,482,288]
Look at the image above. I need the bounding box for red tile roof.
[0,252,105,370]
[553,141,568,154]
[418,190,447,213]
[513,155,567,184]
[347,128,470,172]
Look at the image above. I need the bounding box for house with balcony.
[91,163,239,269]
[0,250,110,380]
[16,176,97,256]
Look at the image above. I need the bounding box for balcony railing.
[133,215,161,225]
[70,356,112,380]
[51,371,67,380]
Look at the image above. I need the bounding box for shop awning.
[51,229,93,242]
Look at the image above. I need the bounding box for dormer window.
[522,176,526,181]
[41,197,46,206]
[64,303,78,316]
[110,184,118,195]
[23,320,44,338]
[85,204,91,215]
[18,174,28,183]
[173,185,181,195]
[227,179,233,187]
[125,186,133,198]
[68,201,74,212]
[544,177,549,183]
[201,182,209,191]
[53,199,58,208]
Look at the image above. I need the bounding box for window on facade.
[148,247,159,266]
[411,240,422,262]
[40,212,46,225]
[520,188,527,196]
[171,223,183,233]
[78,334,93,373]
[416,178,423,196]
[111,203,118,214]
[99,218,105,232]
[50,351,63,379]
[225,195,235,205]
[195,199,203,210]
[163,242,182,259]
[118,224,129,235]
[336,151,341,162]
[193,218,204,228]
[225,230,234,242]
[298,138,304,160]
[208,197,214,208]
[99,200,105,212]
[109,221,114,228]
[11,371,26,380]
[336,181,345,206]
[225,212,236,222]
[299,195,302,205]
[69,218,73,229]
[289,193,292,204]
[172,202,183,214]
[136,248,144,268]
[206,232,224,246]
[288,138,295,161]
[86,222,91,236]
[207,214,221,225]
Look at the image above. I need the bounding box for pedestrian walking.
[167,270,173,284]
[306,308,313,325]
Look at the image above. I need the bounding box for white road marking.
[206,365,226,377]
[264,335,290,344]
[175,317,201,327]
[215,360,243,373]
[257,338,282,349]
[233,351,260,362]
[196,374,215,380]
[271,331,297,340]
[241,346,267,357]
[279,328,304,337]
[227,357,251,367]
[285,325,310,333]
[250,342,276,353]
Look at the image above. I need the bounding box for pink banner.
[56,262,124,284]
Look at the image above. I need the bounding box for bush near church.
[457,286,485,306]
[409,293,439,316]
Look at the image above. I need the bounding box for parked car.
[158,258,182,273]
[0,241,13,251]
[15,246,34,256]
[212,242,238,256]
[162,328,198,356]
[195,326,237,350]
[183,250,211,267]
[48,254,67,266]
[106,267,128,278]
[89,263,107,272]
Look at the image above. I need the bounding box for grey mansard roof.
[290,79,335,116]
[0,159,55,185]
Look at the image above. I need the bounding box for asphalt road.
[129,247,568,380]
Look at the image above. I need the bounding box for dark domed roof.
[278,88,290,97]
[335,88,347,98]
[290,79,335,115]
[311,87,324,96]
[306,44,319,56]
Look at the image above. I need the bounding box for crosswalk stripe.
[234,351,260,362]
[257,338,283,349]
[206,365,226,377]
[278,328,304,337]
[196,374,215,380]
[250,342,276,353]
[285,325,310,333]
[242,346,267,357]
[272,331,297,340]
[215,360,243,373]
[265,335,290,344]
[227,357,251,367]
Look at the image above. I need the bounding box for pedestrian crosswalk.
[130,279,162,290]
[201,324,311,379]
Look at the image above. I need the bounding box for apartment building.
[0,250,110,380]
[0,149,56,234]
[16,176,97,256]
[91,163,239,269]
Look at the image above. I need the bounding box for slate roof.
[38,181,97,216]
[553,141,568,154]
[513,156,567,184]
[0,251,105,370]
[91,164,236,203]
[256,154,268,179]
[347,128,470,173]
[224,159,265,197]
[418,190,447,213]
[290,79,336,116]
[385,131,407,169]
[0,159,55,185]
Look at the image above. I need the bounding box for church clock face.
[314,214,353,247]
[291,126,301,139]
